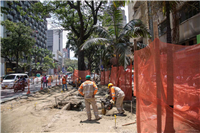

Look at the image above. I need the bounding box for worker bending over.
[78,75,102,121]
[108,83,125,115]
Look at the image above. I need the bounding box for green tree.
[64,58,78,70]
[82,3,149,68]
[31,1,106,71]
[1,20,35,72]
[67,66,73,72]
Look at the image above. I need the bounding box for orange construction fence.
[101,65,133,101]
[100,70,110,85]
[73,70,91,83]
[134,38,200,133]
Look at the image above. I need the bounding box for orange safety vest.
[62,78,66,84]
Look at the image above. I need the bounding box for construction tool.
[100,95,113,115]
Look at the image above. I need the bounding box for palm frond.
[92,25,113,39]
[81,38,111,50]
[120,19,150,39]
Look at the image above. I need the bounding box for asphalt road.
[0,78,62,103]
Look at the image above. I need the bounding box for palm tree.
[81,19,149,68]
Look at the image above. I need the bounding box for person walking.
[78,75,102,121]
[62,75,68,91]
[42,75,47,88]
[108,83,125,116]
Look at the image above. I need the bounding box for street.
[0,78,62,103]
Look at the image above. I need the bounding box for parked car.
[1,73,29,89]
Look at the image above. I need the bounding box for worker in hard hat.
[108,83,125,115]
[75,77,81,89]
[78,75,102,121]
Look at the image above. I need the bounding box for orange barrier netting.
[118,65,132,101]
[73,70,91,82]
[134,38,200,133]
[100,70,110,85]
[110,66,118,86]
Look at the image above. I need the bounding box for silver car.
[1,73,29,89]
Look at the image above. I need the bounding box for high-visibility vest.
[62,78,66,84]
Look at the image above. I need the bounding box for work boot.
[96,115,102,120]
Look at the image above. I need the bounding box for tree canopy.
[1,20,36,72]
[31,1,107,71]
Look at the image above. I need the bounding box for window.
[4,75,15,80]
[189,40,194,46]
[179,1,200,24]
[158,19,167,37]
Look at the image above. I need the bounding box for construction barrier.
[110,66,118,86]
[118,65,132,101]
[100,70,110,85]
[134,38,200,132]
[73,70,90,82]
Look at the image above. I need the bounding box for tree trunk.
[78,50,85,71]
[16,52,19,73]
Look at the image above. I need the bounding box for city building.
[63,48,70,59]
[0,1,48,76]
[47,29,63,74]
[128,1,200,45]
[121,9,127,27]
[128,1,150,45]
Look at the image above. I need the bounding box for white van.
[1,73,29,89]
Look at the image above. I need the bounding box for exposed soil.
[1,84,137,133]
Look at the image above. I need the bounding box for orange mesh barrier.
[118,65,132,101]
[100,70,110,85]
[100,71,105,85]
[73,70,91,82]
[110,66,118,86]
[134,38,200,133]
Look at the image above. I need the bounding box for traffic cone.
[27,79,30,94]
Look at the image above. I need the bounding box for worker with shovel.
[78,75,102,121]
[108,83,125,116]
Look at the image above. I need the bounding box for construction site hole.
[53,101,85,111]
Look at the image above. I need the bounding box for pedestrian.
[108,83,125,116]
[48,76,51,88]
[62,75,68,91]
[43,75,47,88]
[78,75,102,121]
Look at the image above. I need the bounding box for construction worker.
[75,77,81,89]
[78,75,102,121]
[108,83,125,116]
[62,75,68,91]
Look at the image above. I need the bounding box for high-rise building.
[63,48,70,59]
[0,1,48,76]
[47,29,63,74]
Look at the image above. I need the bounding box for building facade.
[0,1,48,76]
[47,29,63,74]
[128,1,200,45]
[62,48,70,59]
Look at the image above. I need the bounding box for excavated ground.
[1,84,137,133]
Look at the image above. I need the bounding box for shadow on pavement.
[80,119,100,124]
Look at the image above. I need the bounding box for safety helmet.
[108,83,113,89]
[79,77,81,79]
[85,75,91,80]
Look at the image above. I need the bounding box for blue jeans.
[62,84,68,91]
